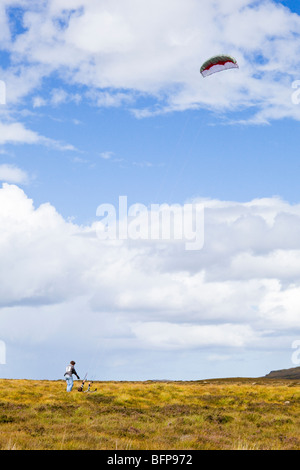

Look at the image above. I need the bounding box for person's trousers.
[65,375,74,392]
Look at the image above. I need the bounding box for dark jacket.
[64,364,80,379]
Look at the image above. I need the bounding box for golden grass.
[0,378,299,450]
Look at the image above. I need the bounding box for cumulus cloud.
[0,183,300,366]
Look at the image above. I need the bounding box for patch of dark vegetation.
[205,412,234,425]
[0,402,29,411]
[98,405,145,417]
[21,425,46,437]
[160,404,202,417]
[86,395,115,405]
[36,403,78,413]
[0,414,16,424]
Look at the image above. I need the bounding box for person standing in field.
[64,361,80,392]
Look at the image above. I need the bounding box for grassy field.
[0,378,299,450]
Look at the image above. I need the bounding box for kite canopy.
[200,55,239,77]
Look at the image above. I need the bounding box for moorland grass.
[0,378,299,450]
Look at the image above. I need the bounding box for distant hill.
[265,366,300,380]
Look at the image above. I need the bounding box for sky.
[1,0,300,381]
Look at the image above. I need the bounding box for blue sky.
[6,85,300,223]
[1,0,300,381]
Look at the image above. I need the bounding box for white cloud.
[50,88,68,106]
[32,96,47,108]
[64,7,135,55]
[32,89,82,108]
[0,184,300,363]
[130,322,256,350]
[99,151,114,160]
[0,121,77,150]
[0,121,42,145]
[0,164,28,184]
